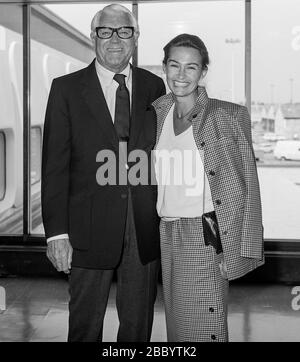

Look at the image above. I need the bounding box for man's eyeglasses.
[95,27,135,39]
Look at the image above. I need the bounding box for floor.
[1,276,300,342]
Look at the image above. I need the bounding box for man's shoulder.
[52,63,90,87]
[135,66,163,83]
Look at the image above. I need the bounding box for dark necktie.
[113,73,130,142]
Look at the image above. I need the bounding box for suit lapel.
[128,67,147,152]
[81,60,119,150]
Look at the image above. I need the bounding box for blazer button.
[200,141,205,147]
[211,334,216,340]
[121,193,127,199]
[223,230,228,235]
[209,307,214,313]
[215,199,221,205]
[192,114,198,118]
[209,170,215,176]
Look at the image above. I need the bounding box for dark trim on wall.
[1,239,300,282]
[0,244,62,277]
[238,253,300,285]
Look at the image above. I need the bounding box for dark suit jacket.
[42,59,166,269]
[153,87,264,281]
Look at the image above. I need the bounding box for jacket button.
[192,114,197,118]
[200,141,205,147]
[223,230,228,235]
[209,307,214,313]
[211,334,216,340]
[209,170,215,176]
[215,199,221,205]
[121,193,127,199]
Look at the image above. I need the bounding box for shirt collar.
[95,59,131,87]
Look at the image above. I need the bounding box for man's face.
[91,10,138,73]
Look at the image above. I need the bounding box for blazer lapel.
[154,93,174,146]
[191,87,213,169]
[191,86,210,144]
[81,59,119,151]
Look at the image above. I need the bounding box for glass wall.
[29,3,132,234]
[252,0,300,239]
[138,1,245,104]
[29,4,94,234]
[0,4,23,235]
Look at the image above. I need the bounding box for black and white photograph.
[0,0,300,348]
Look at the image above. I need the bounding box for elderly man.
[41,4,165,342]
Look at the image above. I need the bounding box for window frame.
[0,131,6,201]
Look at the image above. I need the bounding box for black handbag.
[202,211,223,254]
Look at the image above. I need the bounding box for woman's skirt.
[160,217,229,342]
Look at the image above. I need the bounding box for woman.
[153,34,264,342]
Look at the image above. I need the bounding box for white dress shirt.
[47,59,132,243]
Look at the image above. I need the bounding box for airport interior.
[1,0,300,342]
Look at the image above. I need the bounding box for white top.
[47,60,132,243]
[154,104,214,220]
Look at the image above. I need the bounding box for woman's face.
[164,46,207,98]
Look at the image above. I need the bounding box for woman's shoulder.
[152,92,173,110]
[208,98,246,118]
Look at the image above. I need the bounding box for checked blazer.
[153,87,264,281]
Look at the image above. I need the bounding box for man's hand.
[47,238,73,274]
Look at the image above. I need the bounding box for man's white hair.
[90,4,139,33]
